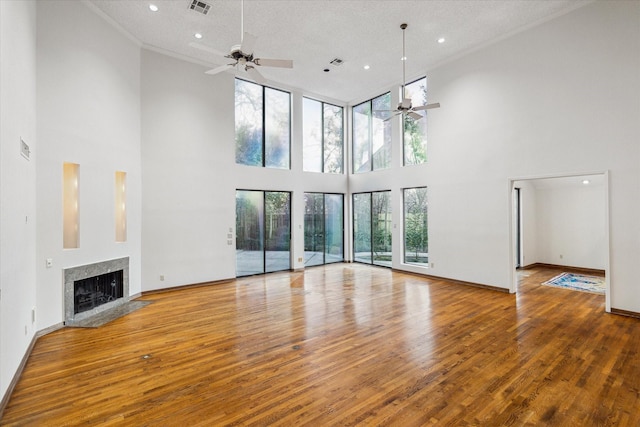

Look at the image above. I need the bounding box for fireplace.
[74,270,124,314]
[63,257,129,325]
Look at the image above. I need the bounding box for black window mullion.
[322,194,326,264]
[262,191,267,273]
[262,88,266,167]
[321,102,325,173]
[370,192,374,264]
[369,101,373,172]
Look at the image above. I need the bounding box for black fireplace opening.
[74,270,124,315]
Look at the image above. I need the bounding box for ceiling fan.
[382,23,440,121]
[189,0,293,85]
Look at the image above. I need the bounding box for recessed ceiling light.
[438,37,446,44]
[149,4,158,12]
[323,68,330,73]
[582,179,590,185]
[364,65,370,70]
[194,33,203,39]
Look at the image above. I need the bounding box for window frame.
[402,186,429,267]
[352,190,392,267]
[303,97,344,174]
[352,92,392,174]
[235,78,291,169]
[402,76,429,166]
[303,192,345,266]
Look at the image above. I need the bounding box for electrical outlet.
[298,257,303,262]
[32,307,36,323]
[160,275,165,281]
[559,254,563,259]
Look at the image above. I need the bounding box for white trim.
[81,0,142,47]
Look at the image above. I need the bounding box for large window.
[304,193,344,266]
[235,79,290,169]
[403,187,428,266]
[236,190,291,276]
[352,93,391,173]
[403,77,429,165]
[303,98,343,173]
[353,191,392,267]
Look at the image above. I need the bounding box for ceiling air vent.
[189,0,212,15]
[329,58,344,66]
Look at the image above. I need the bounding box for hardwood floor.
[2,264,638,426]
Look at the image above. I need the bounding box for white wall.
[140,50,348,291]
[534,182,606,270]
[0,0,37,400]
[425,1,639,309]
[36,0,142,328]
[350,2,639,310]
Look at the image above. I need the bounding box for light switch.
[46,258,53,268]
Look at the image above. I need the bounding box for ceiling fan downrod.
[401,23,407,99]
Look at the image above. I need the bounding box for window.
[352,93,391,173]
[353,191,392,267]
[304,193,344,266]
[403,187,428,266]
[236,190,291,276]
[235,79,290,169]
[403,77,428,165]
[303,98,343,173]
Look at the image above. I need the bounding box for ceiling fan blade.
[407,111,423,121]
[413,102,441,111]
[205,64,234,75]
[253,58,293,69]
[189,42,228,60]
[241,32,257,55]
[401,98,412,109]
[383,112,402,122]
[246,66,267,85]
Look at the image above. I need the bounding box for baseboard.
[36,322,65,338]
[521,262,605,276]
[611,308,640,319]
[0,335,38,418]
[141,278,235,296]
[392,269,510,293]
[0,321,65,418]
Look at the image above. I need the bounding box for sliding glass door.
[353,191,392,267]
[304,193,344,266]
[236,190,291,276]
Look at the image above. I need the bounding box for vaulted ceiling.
[88,0,591,103]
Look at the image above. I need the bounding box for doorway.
[509,172,611,312]
[235,190,291,277]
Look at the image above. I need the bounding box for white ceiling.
[87,0,591,103]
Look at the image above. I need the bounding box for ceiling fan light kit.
[190,0,293,84]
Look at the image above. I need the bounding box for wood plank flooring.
[2,264,639,426]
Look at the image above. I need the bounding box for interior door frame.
[507,171,611,312]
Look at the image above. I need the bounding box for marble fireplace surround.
[63,257,130,325]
